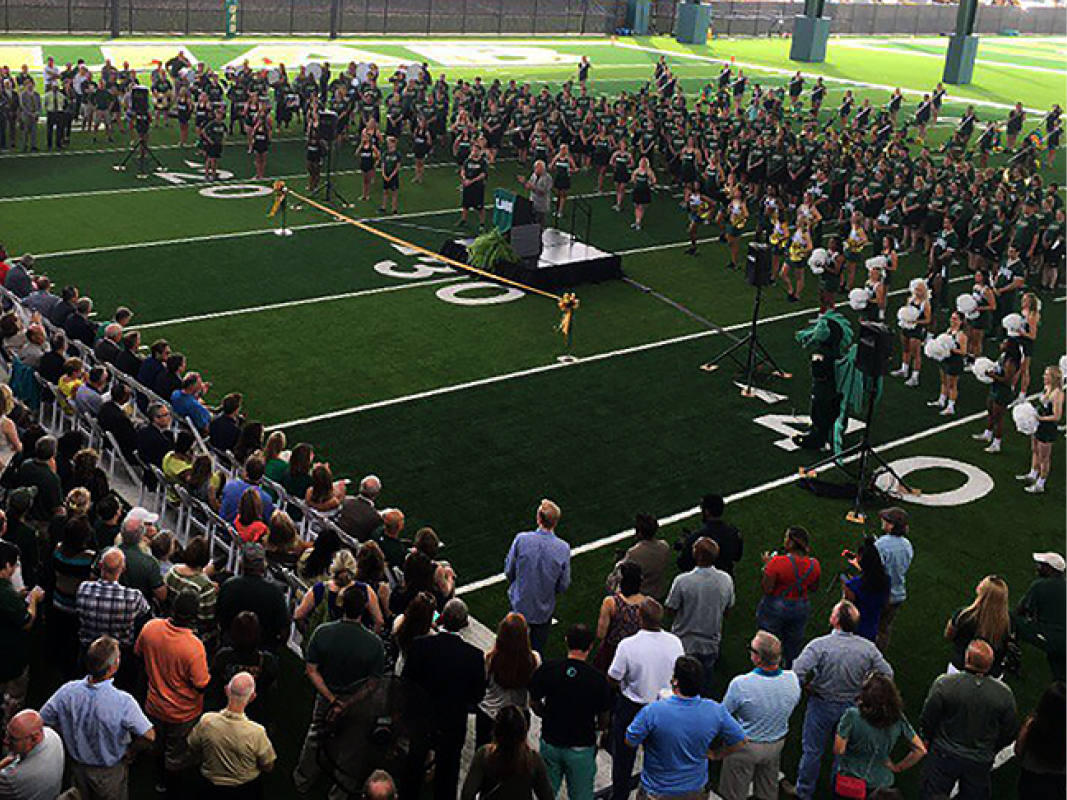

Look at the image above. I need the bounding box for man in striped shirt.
[77,548,151,655]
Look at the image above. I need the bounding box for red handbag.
[833,774,868,799]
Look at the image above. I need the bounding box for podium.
[675,2,712,46]
[493,190,541,260]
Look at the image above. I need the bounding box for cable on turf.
[269,181,580,340]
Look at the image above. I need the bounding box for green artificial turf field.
[3,33,1065,799]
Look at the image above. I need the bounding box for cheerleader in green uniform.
[610,140,633,212]
[630,157,656,231]
[966,270,997,363]
[973,339,1021,454]
[842,211,869,291]
[550,144,576,217]
[891,279,932,387]
[1017,365,1064,493]
[928,311,968,416]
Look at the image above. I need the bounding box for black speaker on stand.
[702,241,791,396]
[114,85,163,178]
[801,320,916,523]
[310,110,349,206]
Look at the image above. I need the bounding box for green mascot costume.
[795,310,854,451]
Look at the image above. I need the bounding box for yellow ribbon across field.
[269,181,579,338]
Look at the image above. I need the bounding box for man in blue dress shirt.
[505,498,571,654]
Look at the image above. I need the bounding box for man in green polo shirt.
[1016,552,1066,681]
[0,541,44,719]
[117,511,166,605]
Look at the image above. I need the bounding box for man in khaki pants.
[719,632,802,800]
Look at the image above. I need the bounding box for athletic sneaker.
[905,374,920,387]
[972,430,992,442]
[984,441,1001,453]
[939,406,955,416]
[1016,473,1037,483]
[927,399,945,408]
[890,367,909,378]
[1025,482,1045,494]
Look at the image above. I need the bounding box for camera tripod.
[114,125,164,179]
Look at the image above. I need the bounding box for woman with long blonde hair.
[1012,292,1041,403]
[1017,365,1064,494]
[944,575,1013,677]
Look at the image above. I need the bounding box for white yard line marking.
[0,156,483,204]
[133,275,467,330]
[456,404,994,595]
[615,41,1050,113]
[835,40,1067,76]
[0,135,306,160]
[268,270,957,432]
[33,185,607,260]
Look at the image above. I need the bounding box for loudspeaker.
[745,241,773,288]
[856,321,893,378]
[318,110,338,143]
[131,85,150,115]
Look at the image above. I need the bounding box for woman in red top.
[233,487,268,543]
[756,526,821,668]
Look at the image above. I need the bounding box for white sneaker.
[939,405,955,416]
[1025,482,1045,494]
[905,374,920,387]
[927,398,945,407]
[1016,473,1036,483]
[890,367,909,378]
[972,430,992,442]
[985,440,1001,453]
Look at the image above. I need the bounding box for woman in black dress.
[247,106,271,179]
[630,156,656,231]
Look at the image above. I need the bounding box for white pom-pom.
[808,248,828,275]
[1002,313,1025,336]
[866,256,887,273]
[897,305,920,330]
[1013,403,1040,436]
[1059,354,1067,380]
[909,278,928,295]
[973,357,997,384]
[956,294,978,320]
[924,333,954,362]
[849,288,869,311]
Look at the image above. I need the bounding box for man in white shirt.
[607,598,684,800]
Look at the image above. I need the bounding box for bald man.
[188,672,276,796]
[337,474,384,543]
[76,547,150,651]
[0,709,64,800]
[919,640,1018,800]
[377,507,407,570]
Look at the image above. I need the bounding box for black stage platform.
[450,228,623,292]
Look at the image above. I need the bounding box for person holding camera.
[756,526,820,669]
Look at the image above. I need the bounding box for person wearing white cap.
[1016,553,1066,681]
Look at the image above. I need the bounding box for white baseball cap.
[1033,552,1066,573]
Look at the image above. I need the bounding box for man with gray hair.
[524,159,553,226]
[505,498,570,654]
[337,474,383,542]
[188,671,276,795]
[402,598,485,800]
[63,296,97,347]
[718,631,802,800]
[0,709,65,800]
[117,510,166,604]
[94,322,124,364]
[41,636,155,800]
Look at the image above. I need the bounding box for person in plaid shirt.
[77,548,151,653]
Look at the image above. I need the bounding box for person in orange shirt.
[134,589,210,795]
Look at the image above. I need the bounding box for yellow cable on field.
[270,182,577,316]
